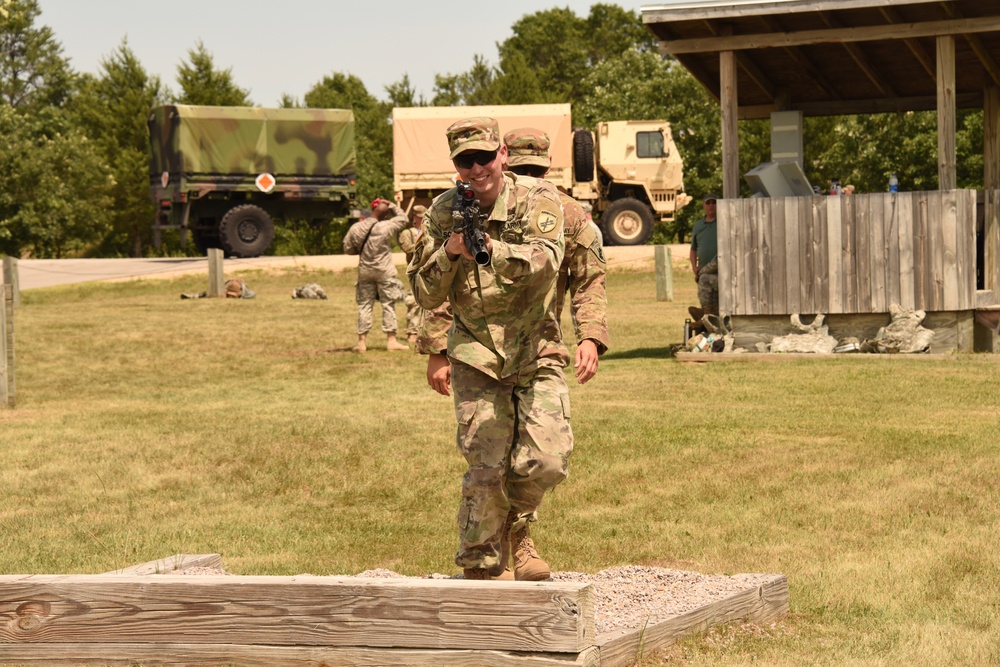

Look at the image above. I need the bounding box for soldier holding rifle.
[407,117,570,581]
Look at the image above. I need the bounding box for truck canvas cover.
[149,105,356,178]
[392,104,573,191]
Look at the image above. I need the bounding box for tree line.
[0,0,988,258]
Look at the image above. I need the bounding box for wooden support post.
[721,47,740,199]
[2,255,19,309]
[985,86,1000,190]
[937,35,957,190]
[1,284,14,409]
[655,245,674,302]
[207,248,225,297]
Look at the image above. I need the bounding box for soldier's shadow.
[601,346,679,361]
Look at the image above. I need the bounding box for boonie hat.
[411,204,427,215]
[703,193,719,203]
[446,117,501,159]
[504,128,551,168]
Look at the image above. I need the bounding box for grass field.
[2,258,998,666]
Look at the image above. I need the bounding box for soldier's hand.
[693,269,700,283]
[574,339,599,385]
[426,353,452,396]
[444,232,465,261]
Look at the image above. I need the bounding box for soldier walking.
[397,205,426,344]
[344,198,410,353]
[408,117,571,582]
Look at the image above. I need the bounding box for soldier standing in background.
[408,117,570,582]
[397,205,426,344]
[689,193,720,322]
[503,128,609,384]
[343,198,410,353]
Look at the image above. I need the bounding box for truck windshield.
[636,131,667,158]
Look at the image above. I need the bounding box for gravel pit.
[171,564,776,635]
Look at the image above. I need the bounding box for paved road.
[13,245,689,291]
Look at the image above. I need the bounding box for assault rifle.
[452,181,491,266]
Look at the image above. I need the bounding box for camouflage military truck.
[392,104,691,246]
[148,105,357,257]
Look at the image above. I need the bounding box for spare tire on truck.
[218,204,275,258]
[573,130,594,182]
[601,197,655,246]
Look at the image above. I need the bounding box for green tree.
[497,7,588,103]
[304,72,392,205]
[70,41,167,257]
[385,73,423,108]
[576,50,724,242]
[0,105,113,257]
[0,0,74,109]
[175,41,251,106]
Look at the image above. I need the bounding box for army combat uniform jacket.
[555,193,609,354]
[344,203,409,282]
[407,173,567,380]
[416,191,610,358]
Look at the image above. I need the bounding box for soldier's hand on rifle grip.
[445,231,492,262]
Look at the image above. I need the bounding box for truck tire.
[573,130,594,182]
[602,198,655,246]
[218,205,275,258]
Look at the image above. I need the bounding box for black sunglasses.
[454,149,498,170]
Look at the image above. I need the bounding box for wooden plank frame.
[0,555,789,667]
[1,284,13,409]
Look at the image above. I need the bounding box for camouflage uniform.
[344,203,409,335]
[407,117,572,571]
[397,206,426,339]
[504,128,610,354]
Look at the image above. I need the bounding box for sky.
[36,0,646,107]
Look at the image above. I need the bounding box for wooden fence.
[718,190,979,316]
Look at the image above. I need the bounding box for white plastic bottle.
[889,173,899,193]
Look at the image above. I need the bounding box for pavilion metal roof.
[642,0,1000,118]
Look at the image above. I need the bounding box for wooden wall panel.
[719,190,977,315]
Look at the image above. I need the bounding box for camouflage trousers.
[697,259,719,316]
[402,289,422,337]
[355,277,404,335]
[450,359,573,570]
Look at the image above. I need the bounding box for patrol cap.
[703,193,719,203]
[446,117,501,159]
[580,202,593,214]
[504,127,551,168]
[411,204,426,216]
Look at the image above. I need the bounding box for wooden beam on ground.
[1,284,13,408]
[0,575,596,654]
[721,42,739,200]
[207,248,224,297]
[659,16,1000,55]
[676,351,990,362]
[597,575,787,666]
[101,554,224,576]
[2,256,19,309]
[938,35,957,191]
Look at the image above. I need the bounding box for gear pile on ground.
[291,283,328,300]
[762,313,838,354]
[870,304,935,353]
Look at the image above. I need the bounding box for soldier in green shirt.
[690,193,720,318]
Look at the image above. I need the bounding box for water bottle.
[889,173,898,193]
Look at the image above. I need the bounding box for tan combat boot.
[352,334,367,353]
[385,333,409,351]
[463,568,490,580]
[512,525,550,581]
[488,510,518,580]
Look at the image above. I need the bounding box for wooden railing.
[718,190,978,315]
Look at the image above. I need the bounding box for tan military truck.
[392,104,690,245]
[148,105,357,257]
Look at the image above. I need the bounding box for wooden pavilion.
[642,0,1000,352]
